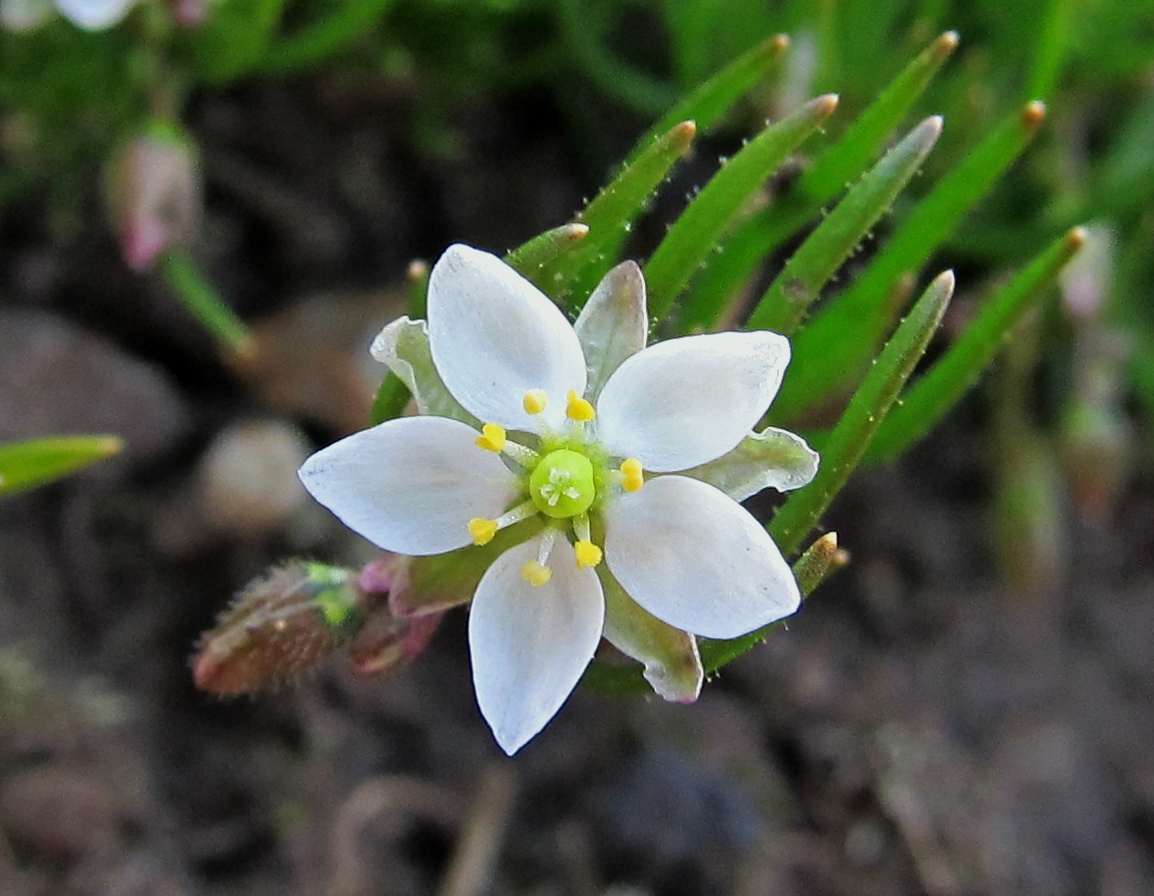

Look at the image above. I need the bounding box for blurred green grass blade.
[681,33,958,324]
[160,251,253,355]
[0,436,123,498]
[799,31,958,201]
[188,0,287,82]
[625,34,790,165]
[538,121,697,309]
[769,270,955,556]
[773,101,1047,422]
[505,222,590,294]
[1026,0,1068,101]
[260,0,399,74]
[866,228,1087,464]
[748,115,943,335]
[648,94,839,323]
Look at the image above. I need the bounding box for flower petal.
[574,261,648,405]
[370,316,477,425]
[298,416,518,556]
[595,331,791,471]
[55,0,134,28]
[428,244,586,432]
[469,536,604,755]
[603,475,799,639]
[681,426,819,501]
[600,567,702,703]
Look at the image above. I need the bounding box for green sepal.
[770,270,956,557]
[648,93,840,323]
[774,102,1047,423]
[865,228,1088,464]
[0,435,123,498]
[368,317,476,426]
[747,115,943,335]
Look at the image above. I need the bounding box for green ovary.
[529,449,596,519]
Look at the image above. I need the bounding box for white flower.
[299,244,818,754]
[1,0,134,31]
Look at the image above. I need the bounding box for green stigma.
[529,449,596,519]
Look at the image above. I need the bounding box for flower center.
[528,449,595,519]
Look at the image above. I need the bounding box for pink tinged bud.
[194,561,362,695]
[348,608,443,676]
[168,0,208,27]
[105,128,200,272]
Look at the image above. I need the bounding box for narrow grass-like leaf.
[537,122,696,308]
[161,251,253,355]
[625,34,790,165]
[369,373,410,426]
[647,94,839,322]
[679,33,958,327]
[0,435,123,497]
[697,530,846,673]
[771,270,955,556]
[866,227,1087,464]
[505,222,589,293]
[747,116,943,335]
[259,0,399,74]
[773,102,1047,422]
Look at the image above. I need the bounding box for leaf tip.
[811,93,840,119]
[1065,226,1089,253]
[1021,101,1047,132]
[767,33,790,57]
[933,30,960,59]
[671,120,698,151]
[407,259,429,283]
[562,222,590,241]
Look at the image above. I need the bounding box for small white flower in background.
[1,0,134,31]
[299,244,819,754]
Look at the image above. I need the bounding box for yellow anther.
[620,457,644,492]
[475,423,506,452]
[523,389,548,415]
[574,540,602,568]
[467,518,498,546]
[521,560,552,587]
[566,390,595,422]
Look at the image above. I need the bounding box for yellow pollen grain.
[523,389,548,415]
[620,457,644,492]
[574,540,602,568]
[467,518,498,546]
[475,423,506,452]
[566,391,595,422]
[521,560,552,586]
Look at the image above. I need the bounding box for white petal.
[427,244,587,432]
[370,316,477,425]
[469,536,604,755]
[56,0,134,28]
[603,475,799,639]
[681,426,819,501]
[595,331,792,471]
[574,261,647,404]
[298,416,518,556]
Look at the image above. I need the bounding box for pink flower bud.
[105,127,200,272]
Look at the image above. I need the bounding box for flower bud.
[105,126,200,272]
[194,561,363,695]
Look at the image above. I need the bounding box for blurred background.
[2,0,1154,893]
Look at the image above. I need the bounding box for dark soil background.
[2,74,1153,896]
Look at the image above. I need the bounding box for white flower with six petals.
[299,244,818,754]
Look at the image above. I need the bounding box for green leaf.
[627,33,790,163]
[259,0,399,74]
[773,101,1047,423]
[747,115,943,335]
[677,29,959,321]
[536,121,696,308]
[369,373,411,427]
[770,270,956,556]
[160,251,253,355]
[648,93,840,323]
[505,222,589,294]
[866,227,1087,463]
[0,436,123,498]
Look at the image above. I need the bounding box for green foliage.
[0,436,123,497]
